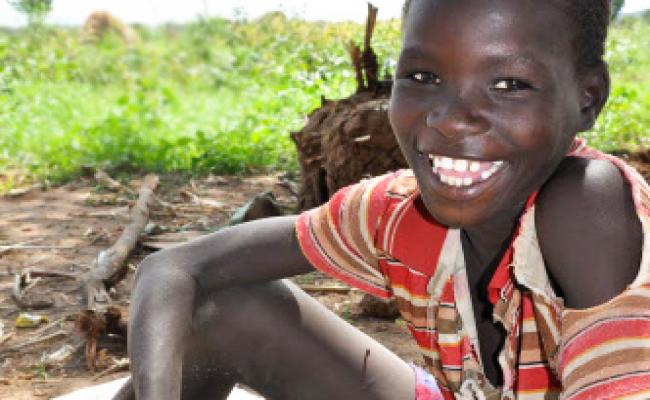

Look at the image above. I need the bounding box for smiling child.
[123,1,649,399]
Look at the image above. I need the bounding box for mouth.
[427,154,505,188]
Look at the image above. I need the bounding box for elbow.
[133,249,197,298]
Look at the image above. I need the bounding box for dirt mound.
[291,90,407,211]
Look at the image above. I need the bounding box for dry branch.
[12,272,53,310]
[298,285,356,294]
[92,358,130,381]
[362,3,379,91]
[81,174,159,310]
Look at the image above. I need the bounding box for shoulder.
[535,156,643,309]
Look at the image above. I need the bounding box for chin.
[421,198,494,229]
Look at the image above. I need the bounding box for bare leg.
[116,280,415,400]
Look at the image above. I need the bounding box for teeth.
[431,156,505,188]
[453,159,468,172]
[440,157,453,169]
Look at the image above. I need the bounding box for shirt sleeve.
[295,173,397,298]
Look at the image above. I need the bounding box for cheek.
[493,100,571,156]
[389,86,431,152]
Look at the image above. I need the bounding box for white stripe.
[358,177,381,257]
[438,333,461,345]
[522,318,537,334]
[392,286,432,307]
[383,194,412,254]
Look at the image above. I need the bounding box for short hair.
[401,0,611,73]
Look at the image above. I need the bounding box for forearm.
[128,261,196,400]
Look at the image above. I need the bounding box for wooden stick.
[0,239,42,255]
[298,285,356,294]
[81,174,159,310]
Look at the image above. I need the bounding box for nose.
[425,95,489,139]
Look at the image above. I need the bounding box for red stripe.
[440,280,455,303]
[567,373,650,400]
[560,319,650,366]
[516,365,559,391]
[409,327,438,351]
[295,212,392,298]
[387,265,435,297]
[389,197,447,276]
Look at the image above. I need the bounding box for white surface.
[1,0,648,27]
[53,377,265,400]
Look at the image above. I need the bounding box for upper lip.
[420,151,503,163]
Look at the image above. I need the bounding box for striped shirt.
[295,140,650,399]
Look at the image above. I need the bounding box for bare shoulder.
[535,156,643,309]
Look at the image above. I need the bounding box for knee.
[192,280,301,337]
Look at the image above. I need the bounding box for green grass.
[0,12,647,184]
[587,13,650,151]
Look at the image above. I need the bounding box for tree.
[10,0,53,26]
[611,0,625,21]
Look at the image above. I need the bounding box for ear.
[578,62,610,132]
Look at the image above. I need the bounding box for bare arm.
[128,215,313,400]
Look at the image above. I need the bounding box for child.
[123,0,649,399]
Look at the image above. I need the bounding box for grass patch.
[0,13,647,183]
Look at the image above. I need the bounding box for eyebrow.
[398,45,549,73]
[398,46,437,63]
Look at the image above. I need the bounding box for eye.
[492,78,533,91]
[408,72,441,85]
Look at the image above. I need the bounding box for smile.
[428,155,505,187]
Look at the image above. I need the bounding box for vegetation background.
[0,7,648,188]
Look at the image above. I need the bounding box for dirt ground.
[0,173,420,400]
[0,149,648,400]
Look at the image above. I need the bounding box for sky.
[1,0,649,27]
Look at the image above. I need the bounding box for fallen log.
[80,174,159,310]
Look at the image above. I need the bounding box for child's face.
[389,0,586,228]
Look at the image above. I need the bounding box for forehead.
[403,0,574,63]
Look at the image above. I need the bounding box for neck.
[461,202,525,267]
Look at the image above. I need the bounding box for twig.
[180,189,224,208]
[298,285,356,294]
[29,313,74,338]
[0,245,72,251]
[0,332,15,346]
[92,358,130,381]
[0,331,67,354]
[95,170,136,195]
[12,273,53,310]
[0,239,42,255]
